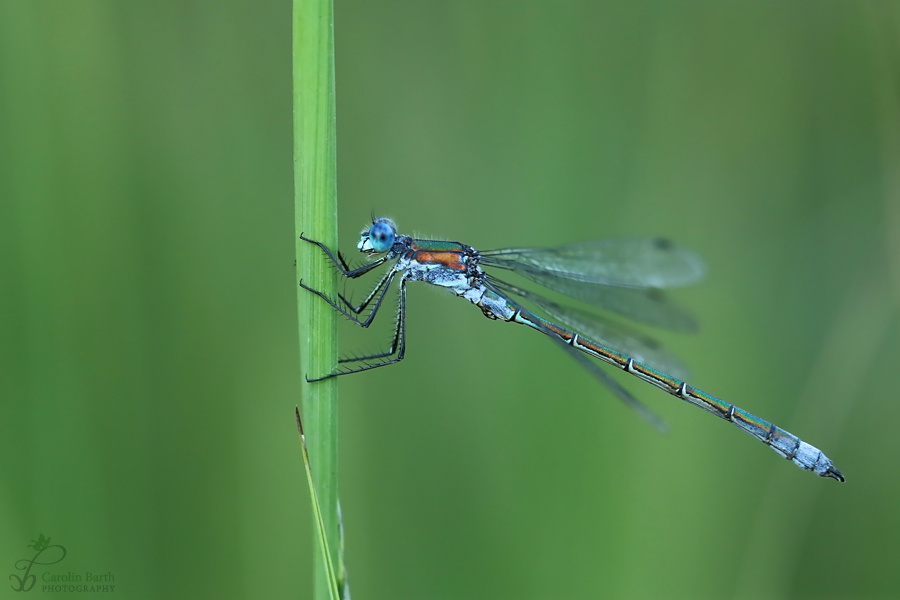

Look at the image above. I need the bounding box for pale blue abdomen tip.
[793,441,845,482]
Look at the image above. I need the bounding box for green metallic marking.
[687,387,731,416]
[731,407,772,436]
[573,334,628,367]
[732,407,771,429]
[410,240,466,252]
[632,361,681,390]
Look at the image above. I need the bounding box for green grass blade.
[293,0,339,598]
[296,408,341,600]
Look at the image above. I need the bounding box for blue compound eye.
[368,218,396,253]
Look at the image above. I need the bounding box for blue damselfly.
[300,218,844,481]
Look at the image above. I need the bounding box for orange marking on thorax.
[413,251,467,271]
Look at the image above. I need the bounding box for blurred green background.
[2,2,899,598]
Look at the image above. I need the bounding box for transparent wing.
[512,270,699,332]
[538,299,690,381]
[481,237,705,289]
[490,278,690,380]
[552,336,669,433]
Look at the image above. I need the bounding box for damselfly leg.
[301,234,408,381]
[300,233,390,278]
[299,233,395,326]
[306,275,408,381]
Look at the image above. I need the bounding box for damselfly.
[300,218,844,481]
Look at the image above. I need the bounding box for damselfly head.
[358,217,397,254]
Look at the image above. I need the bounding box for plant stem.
[293,0,339,598]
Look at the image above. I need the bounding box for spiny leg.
[335,275,406,362]
[300,232,391,278]
[300,269,396,328]
[337,267,396,316]
[337,249,351,272]
[306,275,408,381]
[300,232,398,323]
[337,331,401,364]
[336,276,407,367]
[332,248,387,312]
